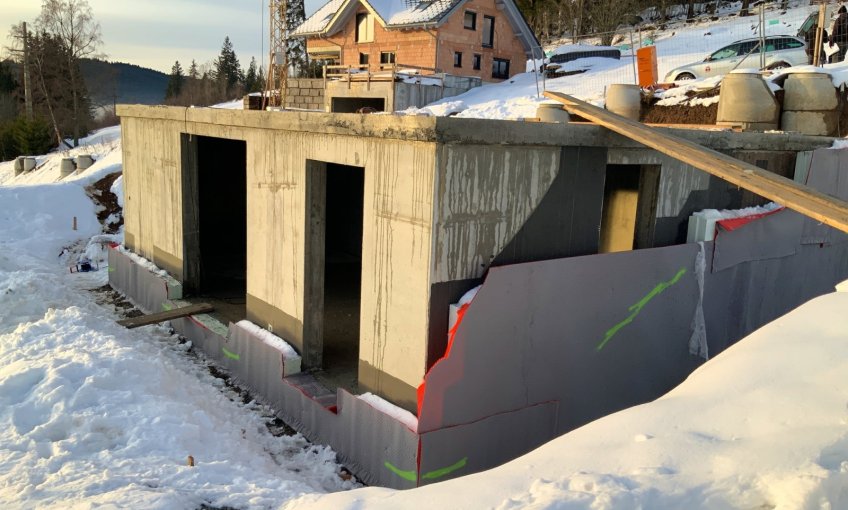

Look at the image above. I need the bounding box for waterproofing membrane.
[418,243,703,434]
[108,248,179,313]
[418,401,558,486]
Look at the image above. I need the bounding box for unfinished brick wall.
[307,10,437,70]
[435,0,529,81]
[242,79,325,111]
[285,79,325,110]
[302,0,529,82]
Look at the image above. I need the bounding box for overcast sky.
[1,0,324,74]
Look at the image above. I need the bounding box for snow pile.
[357,393,418,433]
[285,289,848,509]
[235,320,300,359]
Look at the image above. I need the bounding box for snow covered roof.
[291,0,541,57]
[291,0,464,36]
[291,0,347,35]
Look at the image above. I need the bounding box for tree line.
[164,0,312,107]
[1,0,100,161]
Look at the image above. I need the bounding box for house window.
[492,57,509,79]
[380,51,396,65]
[356,12,374,43]
[359,52,369,65]
[454,51,462,68]
[464,11,476,30]
[482,15,494,47]
[472,53,481,70]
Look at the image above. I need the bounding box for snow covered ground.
[3,2,848,508]
[0,129,355,509]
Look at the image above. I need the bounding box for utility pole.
[263,0,288,109]
[22,21,33,121]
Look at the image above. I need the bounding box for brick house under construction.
[291,0,541,82]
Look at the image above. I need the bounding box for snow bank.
[235,320,300,359]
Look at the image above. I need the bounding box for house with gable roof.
[291,0,541,84]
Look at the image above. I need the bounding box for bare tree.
[36,0,102,146]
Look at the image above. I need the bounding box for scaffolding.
[263,0,288,109]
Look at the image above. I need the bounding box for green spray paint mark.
[108,267,116,273]
[421,457,467,480]
[222,347,240,361]
[161,302,173,311]
[385,457,469,482]
[384,462,417,481]
[597,267,687,352]
[768,19,779,25]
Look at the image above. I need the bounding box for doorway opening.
[304,161,365,393]
[599,164,660,253]
[330,97,385,113]
[182,135,247,323]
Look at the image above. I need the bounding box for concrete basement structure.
[111,106,848,488]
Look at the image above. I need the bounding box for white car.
[664,36,808,82]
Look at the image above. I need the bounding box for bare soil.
[85,172,123,234]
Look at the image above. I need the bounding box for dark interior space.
[331,97,386,113]
[192,136,247,322]
[314,163,364,393]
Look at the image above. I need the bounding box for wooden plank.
[544,91,848,234]
[117,303,214,329]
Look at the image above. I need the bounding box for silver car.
[664,35,808,81]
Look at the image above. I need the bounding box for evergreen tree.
[188,59,199,80]
[166,60,184,99]
[215,36,242,93]
[244,57,259,93]
[11,116,52,155]
[286,0,307,76]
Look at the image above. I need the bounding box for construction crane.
[263,0,288,109]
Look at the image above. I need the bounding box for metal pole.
[630,29,638,85]
[814,3,827,66]
[759,5,766,69]
[22,22,33,121]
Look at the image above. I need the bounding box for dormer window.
[356,12,374,43]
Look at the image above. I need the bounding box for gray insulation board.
[418,218,848,445]
[419,242,703,434]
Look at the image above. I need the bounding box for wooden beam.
[117,303,214,329]
[544,91,848,234]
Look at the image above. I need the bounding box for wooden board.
[117,303,214,329]
[544,91,848,234]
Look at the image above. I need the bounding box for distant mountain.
[80,59,168,108]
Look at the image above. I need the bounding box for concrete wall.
[119,106,439,410]
[119,108,834,412]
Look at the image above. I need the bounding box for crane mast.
[264,0,288,109]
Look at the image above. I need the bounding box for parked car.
[663,35,808,82]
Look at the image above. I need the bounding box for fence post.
[630,29,638,85]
